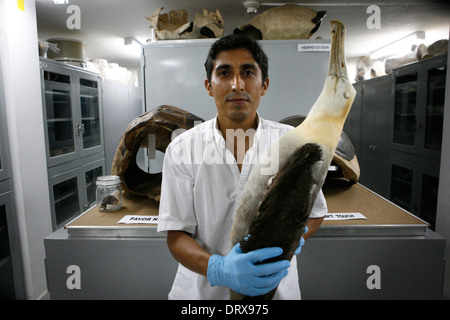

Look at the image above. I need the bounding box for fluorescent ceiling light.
[370,31,425,60]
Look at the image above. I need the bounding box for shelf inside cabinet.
[53,177,80,228]
[390,164,413,211]
[44,71,70,84]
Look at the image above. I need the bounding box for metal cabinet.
[142,39,330,121]
[47,155,105,230]
[40,58,104,168]
[350,54,446,229]
[388,152,441,230]
[388,54,446,229]
[44,225,445,300]
[391,54,447,160]
[0,62,25,299]
[44,228,178,300]
[347,75,393,198]
[101,79,143,175]
[0,184,25,300]
[40,58,106,231]
[298,228,445,299]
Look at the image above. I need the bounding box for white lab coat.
[157,115,327,299]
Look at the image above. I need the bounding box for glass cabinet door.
[390,158,440,229]
[43,71,75,158]
[48,157,105,230]
[393,74,418,146]
[79,78,101,150]
[41,61,104,165]
[390,163,413,212]
[52,175,80,229]
[425,66,446,152]
[84,165,103,209]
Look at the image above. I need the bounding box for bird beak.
[328,20,348,80]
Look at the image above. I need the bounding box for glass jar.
[96,175,123,212]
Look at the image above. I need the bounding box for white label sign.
[117,215,159,224]
[324,212,367,221]
[297,43,331,52]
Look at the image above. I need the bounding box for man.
[157,34,326,299]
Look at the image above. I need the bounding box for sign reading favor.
[118,215,159,224]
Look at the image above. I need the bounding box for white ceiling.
[35,0,450,75]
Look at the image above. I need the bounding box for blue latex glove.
[295,226,308,255]
[207,244,290,297]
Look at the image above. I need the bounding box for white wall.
[0,0,52,299]
[436,30,450,299]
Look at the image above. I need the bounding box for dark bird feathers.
[237,143,325,300]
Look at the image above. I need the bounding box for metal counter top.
[65,182,428,238]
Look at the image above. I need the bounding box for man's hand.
[207,244,290,297]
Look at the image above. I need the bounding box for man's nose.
[231,74,244,92]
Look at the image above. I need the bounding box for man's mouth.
[229,98,247,104]
[226,93,250,105]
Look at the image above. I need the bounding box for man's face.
[205,48,269,127]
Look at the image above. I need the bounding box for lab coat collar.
[212,113,263,150]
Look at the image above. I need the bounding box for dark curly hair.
[204,34,268,85]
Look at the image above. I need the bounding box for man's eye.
[218,70,229,77]
[244,70,255,76]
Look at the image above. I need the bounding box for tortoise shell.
[111,105,204,201]
[233,4,326,40]
[279,115,360,184]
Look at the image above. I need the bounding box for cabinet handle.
[416,120,423,131]
[369,144,378,151]
[77,123,85,136]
